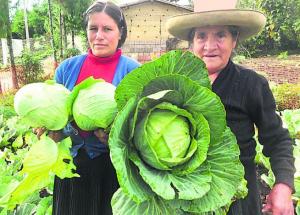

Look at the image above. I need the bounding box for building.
[119,0,192,62]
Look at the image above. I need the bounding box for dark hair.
[188,25,240,43]
[83,1,127,48]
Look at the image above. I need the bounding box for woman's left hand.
[94,128,109,144]
[262,183,294,215]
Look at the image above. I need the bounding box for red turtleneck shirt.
[76,48,121,84]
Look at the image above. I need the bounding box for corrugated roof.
[119,0,192,11]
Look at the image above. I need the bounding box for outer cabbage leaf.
[115,50,209,110]
[111,189,182,215]
[0,172,50,210]
[109,97,155,203]
[51,137,80,178]
[20,135,58,175]
[0,136,78,210]
[170,128,245,213]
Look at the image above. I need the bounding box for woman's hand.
[262,183,294,215]
[33,128,63,143]
[94,128,109,144]
[33,127,47,139]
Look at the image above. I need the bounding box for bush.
[272,83,300,111]
[0,90,16,119]
[64,48,81,59]
[17,49,44,85]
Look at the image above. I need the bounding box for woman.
[167,0,295,214]
[51,1,139,214]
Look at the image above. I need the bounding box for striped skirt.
[52,149,119,215]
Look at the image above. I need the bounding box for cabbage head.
[69,77,117,131]
[109,50,247,214]
[14,81,70,130]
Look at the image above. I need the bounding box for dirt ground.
[239,55,300,84]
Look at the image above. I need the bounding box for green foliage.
[0,91,16,120]
[281,109,300,139]
[272,83,300,111]
[277,51,289,60]
[233,55,246,64]
[16,49,43,85]
[63,47,81,59]
[0,0,9,38]
[11,4,48,39]
[0,115,53,214]
[255,109,300,212]
[237,0,300,56]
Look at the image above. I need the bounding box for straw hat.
[166,0,266,41]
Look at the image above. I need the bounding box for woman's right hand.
[33,128,63,142]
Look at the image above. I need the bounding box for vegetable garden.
[0,50,299,214]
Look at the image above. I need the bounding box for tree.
[47,0,58,68]
[0,0,19,89]
[23,0,30,50]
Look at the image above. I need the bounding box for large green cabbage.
[109,50,247,214]
[14,81,70,130]
[69,77,117,130]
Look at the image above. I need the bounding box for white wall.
[1,38,24,65]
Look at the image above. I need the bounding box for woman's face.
[192,26,237,75]
[87,12,121,57]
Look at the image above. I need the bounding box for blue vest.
[55,54,140,158]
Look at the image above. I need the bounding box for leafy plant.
[272,83,300,111]
[17,49,44,85]
[109,50,246,214]
[277,51,289,60]
[63,48,81,59]
[255,109,300,213]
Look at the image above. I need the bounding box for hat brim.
[166,9,266,41]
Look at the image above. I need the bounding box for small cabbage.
[14,82,70,130]
[71,78,117,131]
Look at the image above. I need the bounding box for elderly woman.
[167,0,295,214]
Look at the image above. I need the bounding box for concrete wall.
[1,39,24,65]
[122,1,190,42]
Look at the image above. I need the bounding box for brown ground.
[239,55,300,84]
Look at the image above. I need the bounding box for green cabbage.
[70,77,117,130]
[109,50,247,214]
[14,81,70,130]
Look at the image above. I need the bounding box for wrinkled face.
[87,12,121,57]
[192,26,237,75]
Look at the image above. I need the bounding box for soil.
[239,55,300,84]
